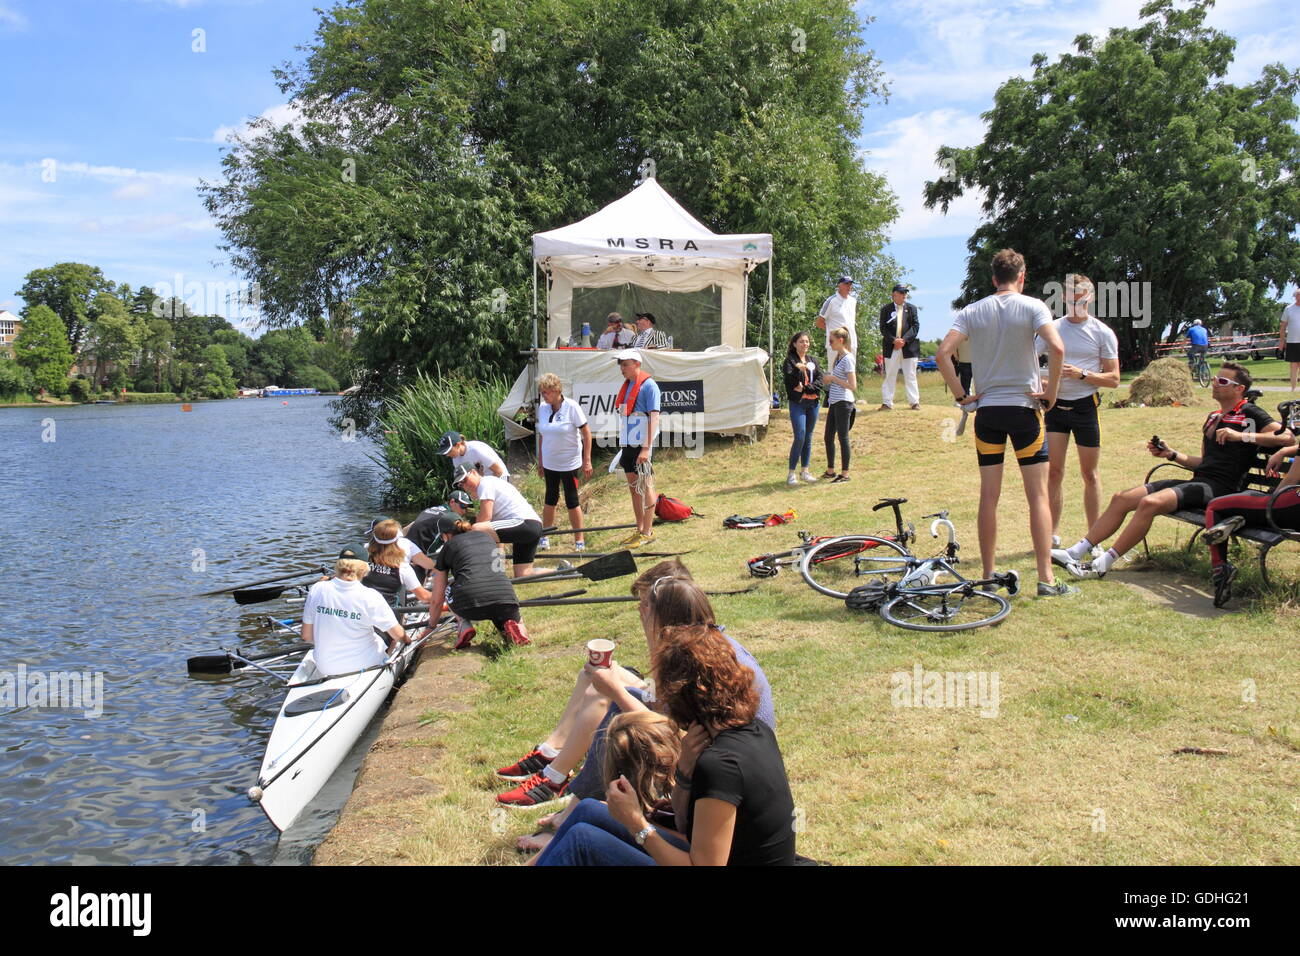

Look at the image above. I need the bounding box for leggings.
[1204,488,1300,567]
[788,399,820,470]
[824,400,854,471]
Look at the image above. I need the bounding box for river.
[0,397,393,865]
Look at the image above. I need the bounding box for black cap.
[448,490,473,508]
[435,512,460,535]
[837,276,854,286]
[451,464,474,487]
[338,546,364,561]
[892,283,909,294]
[435,430,463,456]
[635,312,657,324]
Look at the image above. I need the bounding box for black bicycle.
[748,498,916,581]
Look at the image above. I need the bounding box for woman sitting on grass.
[427,512,530,649]
[533,624,796,866]
[498,560,774,842]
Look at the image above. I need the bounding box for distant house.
[0,310,21,358]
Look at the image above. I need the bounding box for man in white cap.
[817,276,858,371]
[611,349,660,547]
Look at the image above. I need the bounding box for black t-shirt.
[361,562,401,599]
[434,531,517,611]
[1194,401,1275,496]
[687,720,796,866]
[405,508,449,559]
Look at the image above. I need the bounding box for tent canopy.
[532,179,773,349]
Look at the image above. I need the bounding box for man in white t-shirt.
[454,466,545,578]
[937,248,1071,597]
[1034,275,1121,543]
[302,548,409,677]
[817,276,858,370]
[1281,289,1300,391]
[436,430,509,479]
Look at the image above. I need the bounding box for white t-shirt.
[818,292,858,354]
[827,352,855,404]
[951,292,1054,409]
[452,440,509,479]
[398,537,422,562]
[476,474,539,524]
[536,397,589,472]
[1035,314,1119,402]
[1282,304,1300,344]
[305,577,399,676]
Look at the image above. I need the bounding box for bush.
[290,364,340,392]
[68,378,92,403]
[1116,357,1198,407]
[378,371,511,507]
[0,357,35,399]
[120,392,179,404]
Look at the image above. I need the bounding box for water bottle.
[580,322,592,347]
[666,335,674,348]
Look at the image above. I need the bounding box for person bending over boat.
[534,624,796,866]
[302,548,411,677]
[453,465,546,578]
[427,512,530,649]
[363,518,434,608]
[369,515,436,581]
[436,430,509,480]
[402,490,475,564]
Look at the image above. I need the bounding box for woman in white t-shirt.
[436,430,510,480]
[535,373,593,552]
[302,549,410,677]
[821,327,857,483]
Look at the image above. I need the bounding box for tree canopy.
[923,0,1300,363]
[200,0,900,427]
[13,304,74,395]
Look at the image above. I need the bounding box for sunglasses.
[1212,376,1243,387]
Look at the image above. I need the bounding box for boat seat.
[284,689,351,717]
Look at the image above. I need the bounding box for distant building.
[0,310,21,358]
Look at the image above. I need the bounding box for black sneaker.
[1203,516,1245,547]
[1037,580,1079,597]
[1212,562,1238,608]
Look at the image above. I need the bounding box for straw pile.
[1113,357,1198,408]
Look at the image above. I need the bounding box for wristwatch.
[1078,369,1087,380]
[634,824,656,847]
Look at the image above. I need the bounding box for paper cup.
[587,638,616,668]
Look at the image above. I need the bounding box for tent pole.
[767,256,775,396]
[532,260,539,350]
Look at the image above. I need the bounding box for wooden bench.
[1141,400,1300,585]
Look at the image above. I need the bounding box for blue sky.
[1,0,1296,340]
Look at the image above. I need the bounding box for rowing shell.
[248,614,446,831]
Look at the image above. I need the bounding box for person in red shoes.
[426,512,530,649]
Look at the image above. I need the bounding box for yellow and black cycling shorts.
[974,406,1048,467]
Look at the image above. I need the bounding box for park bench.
[1141,399,1300,585]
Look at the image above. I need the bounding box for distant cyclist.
[1186,319,1210,371]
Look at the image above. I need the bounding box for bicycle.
[806,511,1020,631]
[1188,348,1211,387]
[748,497,916,580]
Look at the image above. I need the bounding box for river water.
[0,397,393,865]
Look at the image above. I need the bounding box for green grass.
[318,375,1300,866]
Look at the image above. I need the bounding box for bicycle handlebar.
[930,517,957,547]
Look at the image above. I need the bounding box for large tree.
[82,296,145,385]
[16,263,116,354]
[923,0,1300,364]
[12,304,73,395]
[201,0,898,426]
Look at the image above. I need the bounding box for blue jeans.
[535,798,689,866]
[568,686,650,800]
[788,398,820,470]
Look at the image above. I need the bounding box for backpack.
[654,495,700,522]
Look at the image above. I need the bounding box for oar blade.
[233,585,287,605]
[187,653,236,675]
[577,549,638,582]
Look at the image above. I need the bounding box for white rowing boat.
[247,614,445,831]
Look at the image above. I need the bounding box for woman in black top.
[428,513,530,649]
[781,331,823,486]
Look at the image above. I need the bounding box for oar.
[511,550,638,585]
[187,642,313,675]
[232,582,317,605]
[516,584,760,607]
[537,550,692,560]
[389,590,588,615]
[540,522,638,535]
[198,566,328,597]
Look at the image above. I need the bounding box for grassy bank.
[317,375,1299,865]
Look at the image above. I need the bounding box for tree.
[0,358,35,399]
[82,296,145,385]
[139,318,174,391]
[201,0,898,427]
[923,0,1300,364]
[16,263,115,354]
[199,344,237,399]
[13,304,74,395]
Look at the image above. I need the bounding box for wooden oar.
[198,566,328,597]
[512,550,638,585]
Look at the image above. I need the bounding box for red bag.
[654,495,700,522]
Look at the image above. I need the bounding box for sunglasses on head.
[1213,376,1243,387]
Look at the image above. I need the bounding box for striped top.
[632,327,670,350]
[827,352,855,404]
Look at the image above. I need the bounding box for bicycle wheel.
[1195,360,1210,387]
[880,586,1010,632]
[800,535,911,599]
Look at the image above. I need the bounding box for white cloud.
[0,2,27,30]
[860,109,988,241]
[112,181,155,201]
[208,102,305,145]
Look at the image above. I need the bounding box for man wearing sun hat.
[817,276,859,371]
[611,348,660,547]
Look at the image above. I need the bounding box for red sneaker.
[503,619,531,646]
[496,747,553,781]
[454,619,476,649]
[496,771,569,809]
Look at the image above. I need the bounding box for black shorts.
[1143,478,1218,511]
[451,600,521,627]
[543,467,582,509]
[1045,394,1102,447]
[490,517,543,564]
[1286,342,1300,362]
[974,406,1047,467]
[616,446,651,474]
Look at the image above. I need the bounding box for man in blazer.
[879,283,921,409]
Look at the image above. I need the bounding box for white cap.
[612,349,642,364]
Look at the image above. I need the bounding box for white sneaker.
[573,541,586,552]
[787,473,799,486]
[538,536,551,550]
[1050,548,1076,569]
[801,470,817,483]
[1052,535,1061,548]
